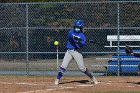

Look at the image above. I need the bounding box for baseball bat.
[88,40,106,45]
[125,44,140,58]
[133,53,140,58]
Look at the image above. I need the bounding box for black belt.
[68,48,82,52]
[68,48,78,50]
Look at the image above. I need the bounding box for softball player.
[55,20,98,85]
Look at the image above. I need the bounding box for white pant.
[61,49,86,72]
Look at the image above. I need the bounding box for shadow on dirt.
[127,82,140,85]
[60,80,89,85]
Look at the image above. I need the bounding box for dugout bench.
[96,35,140,76]
[105,35,140,47]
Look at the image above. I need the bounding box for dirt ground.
[0,76,139,93]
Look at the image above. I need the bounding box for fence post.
[26,4,29,75]
[138,64,140,76]
[117,2,120,76]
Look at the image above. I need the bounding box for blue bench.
[107,60,139,73]
[107,49,140,75]
[95,49,140,75]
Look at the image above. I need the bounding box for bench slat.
[104,46,140,47]
[107,35,140,41]
[106,35,140,47]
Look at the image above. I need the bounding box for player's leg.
[84,68,98,84]
[55,50,73,85]
[55,67,65,85]
[72,50,98,84]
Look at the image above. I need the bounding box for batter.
[55,20,98,85]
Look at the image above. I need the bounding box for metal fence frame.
[0,1,140,76]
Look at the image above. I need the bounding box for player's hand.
[73,35,82,42]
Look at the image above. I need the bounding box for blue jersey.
[66,29,86,49]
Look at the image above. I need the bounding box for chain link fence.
[0,1,140,76]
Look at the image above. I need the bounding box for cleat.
[90,77,98,84]
[54,79,59,85]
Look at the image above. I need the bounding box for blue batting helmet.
[74,20,84,27]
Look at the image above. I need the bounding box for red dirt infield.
[0,76,139,93]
